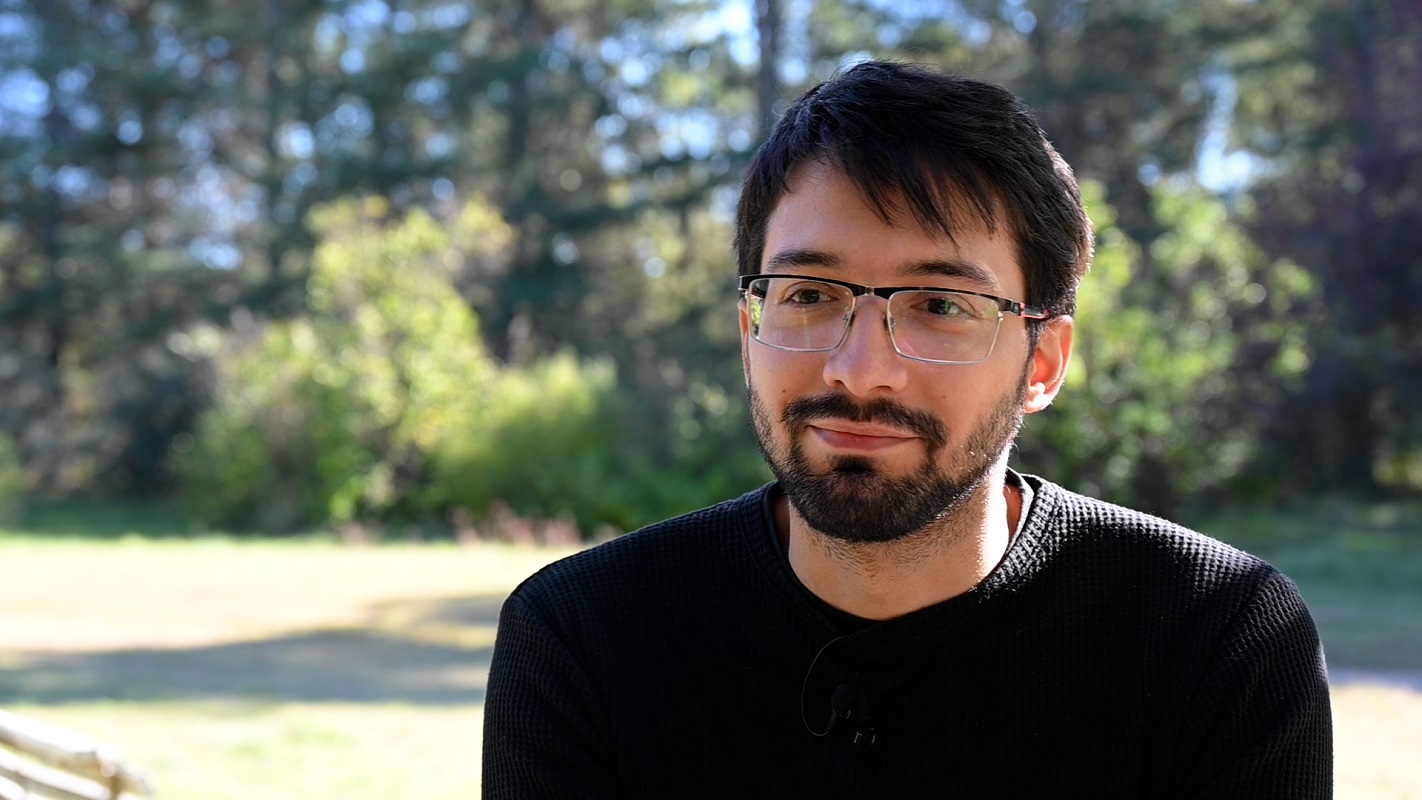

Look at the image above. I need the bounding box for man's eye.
[787,288,830,305]
[925,297,968,317]
[779,282,841,305]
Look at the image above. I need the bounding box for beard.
[749,374,1027,545]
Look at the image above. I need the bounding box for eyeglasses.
[738,274,1050,365]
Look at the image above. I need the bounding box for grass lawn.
[2,499,1420,798]
[0,532,575,799]
[1193,498,1422,671]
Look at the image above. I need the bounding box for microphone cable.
[799,634,857,737]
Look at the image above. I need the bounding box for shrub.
[178,197,504,530]
[177,196,767,536]
[1016,182,1316,514]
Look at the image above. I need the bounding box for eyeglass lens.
[746,277,1004,364]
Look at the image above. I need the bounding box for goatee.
[749,381,1025,544]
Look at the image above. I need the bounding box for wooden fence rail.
[0,710,153,800]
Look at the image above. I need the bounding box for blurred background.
[0,0,1419,533]
[1,0,1419,797]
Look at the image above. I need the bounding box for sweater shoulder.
[1023,475,1285,596]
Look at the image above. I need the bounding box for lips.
[782,393,947,451]
[808,422,917,451]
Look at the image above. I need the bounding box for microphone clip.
[807,682,857,737]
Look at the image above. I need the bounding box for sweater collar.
[746,471,1062,653]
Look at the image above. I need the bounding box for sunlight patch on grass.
[2,701,487,800]
[1333,683,1422,799]
[0,537,577,651]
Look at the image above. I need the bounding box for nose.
[821,296,910,397]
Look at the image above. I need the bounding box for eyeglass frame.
[737,273,1053,365]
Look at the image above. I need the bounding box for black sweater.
[483,476,1331,798]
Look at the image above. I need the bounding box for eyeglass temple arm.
[1009,300,1052,320]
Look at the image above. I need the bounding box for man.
[483,61,1331,797]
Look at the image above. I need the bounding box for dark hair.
[734,61,1093,319]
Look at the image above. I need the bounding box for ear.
[1023,316,1073,414]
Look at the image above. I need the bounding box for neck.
[779,464,1019,621]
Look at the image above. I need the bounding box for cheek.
[747,349,820,396]
[921,363,988,403]
[920,364,1018,424]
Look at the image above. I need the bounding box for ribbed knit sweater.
[483,475,1332,798]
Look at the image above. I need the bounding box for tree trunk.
[755,0,782,138]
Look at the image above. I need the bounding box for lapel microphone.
[807,683,857,737]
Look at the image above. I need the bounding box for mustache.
[782,393,947,449]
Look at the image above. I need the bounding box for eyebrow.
[903,258,1000,291]
[763,248,841,272]
[763,248,1001,290]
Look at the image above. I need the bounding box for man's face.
[741,162,1062,544]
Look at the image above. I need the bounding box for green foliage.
[1016,182,1316,513]
[10,0,1411,521]
[430,353,618,527]
[178,197,504,530]
[431,351,766,535]
[1228,0,1422,494]
[178,197,768,535]
[0,0,265,494]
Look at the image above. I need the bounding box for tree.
[0,0,242,492]
[0,0,767,501]
[1231,0,1422,494]
[800,0,1263,244]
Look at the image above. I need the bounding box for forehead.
[761,162,1023,296]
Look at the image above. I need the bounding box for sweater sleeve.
[482,592,618,799]
[1176,569,1333,799]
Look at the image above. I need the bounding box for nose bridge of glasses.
[825,292,898,365]
[846,290,892,333]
